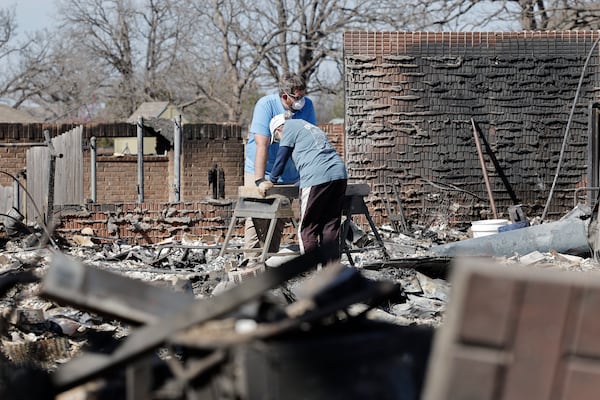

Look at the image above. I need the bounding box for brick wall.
[0,123,77,187]
[321,122,345,159]
[181,124,244,201]
[343,31,600,227]
[80,125,246,204]
[55,200,299,246]
[56,201,236,245]
[83,156,170,203]
[0,146,28,187]
[0,122,243,204]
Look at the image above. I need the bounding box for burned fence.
[26,127,84,226]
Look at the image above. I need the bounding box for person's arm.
[248,95,274,182]
[269,146,293,183]
[254,134,270,181]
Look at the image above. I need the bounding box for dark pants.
[299,179,348,264]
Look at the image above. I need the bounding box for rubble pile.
[0,225,441,399]
[0,212,599,399]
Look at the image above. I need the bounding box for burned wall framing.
[344,31,600,226]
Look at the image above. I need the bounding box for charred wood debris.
[0,208,599,400]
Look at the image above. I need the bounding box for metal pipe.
[574,186,600,207]
[472,119,520,205]
[137,117,144,203]
[90,136,97,203]
[0,142,47,147]
[173,115,182,202]
[12,175,19,211]
[44,130,56,224]
[471,119,497,218]
[430,218,590,258]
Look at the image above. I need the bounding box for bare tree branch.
[5,0,600,124]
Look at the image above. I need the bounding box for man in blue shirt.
[258,115,348,264]
[244,73,317,260]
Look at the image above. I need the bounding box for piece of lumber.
[237,182,370,199]
[237,185,299,199]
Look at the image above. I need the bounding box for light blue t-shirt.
[245,93,316,183]
[275,119,347,188]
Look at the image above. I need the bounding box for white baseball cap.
[269,113,287,135]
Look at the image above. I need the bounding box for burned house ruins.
[1,30,600,399]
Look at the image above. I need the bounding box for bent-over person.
[257,115,348,264]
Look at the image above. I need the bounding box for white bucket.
[470,219,510,238]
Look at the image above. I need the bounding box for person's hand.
[257,181,274,197]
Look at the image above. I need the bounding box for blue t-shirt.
[245,93,316,183]
[271,120,347,188]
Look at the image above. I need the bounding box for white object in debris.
[470,219,509,238]
[80,227,94,236]
[518,250,548,265]
[265,246,301,268]
[72,234,94,247]
[235,318,257,334]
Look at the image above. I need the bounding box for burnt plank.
[570,287,600,357]
[458,272,520,347]
[501,280,571,400]
[446,349,505,400]
[559,359,600,400]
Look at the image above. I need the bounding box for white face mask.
[291,96,305,111]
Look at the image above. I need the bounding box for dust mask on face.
[291,97,305,111]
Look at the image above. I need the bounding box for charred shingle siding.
[344,31,600,225]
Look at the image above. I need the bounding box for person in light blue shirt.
[245,76,317,184]
[258,115,348,264]
[243,73,317,260]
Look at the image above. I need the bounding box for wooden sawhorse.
[219,186,299,263]
[341,184,390,264]
[219,184,389,265]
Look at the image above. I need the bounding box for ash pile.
[0,226,446,400]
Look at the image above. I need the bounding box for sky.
[5,0,520,37]
[3,0,58,37]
